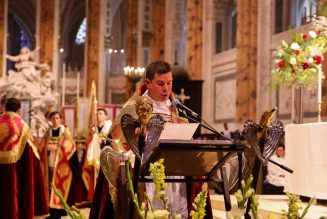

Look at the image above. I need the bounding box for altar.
[284,122,327,199]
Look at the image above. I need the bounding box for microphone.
[171,99,199,118]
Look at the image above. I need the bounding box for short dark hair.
[49,111,61,119]
[5,98,21,112]
[145,61,171,80]
[97,108,107,115]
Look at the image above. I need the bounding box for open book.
[159,122,199,140]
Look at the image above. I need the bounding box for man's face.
[97,110,107,124]
[146,72,173,102]
[276,146,285,157]
[51,114,61,128]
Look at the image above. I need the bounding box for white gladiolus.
[308,57,314,63]
[153,210,170,219]
[282,40,288,47]
[290,57,297,65]
[309,31,317,38]
[290,42,300,50]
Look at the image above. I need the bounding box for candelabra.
[124,66,145,93]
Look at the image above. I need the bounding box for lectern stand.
[128,139,246,217]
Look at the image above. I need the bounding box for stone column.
[185,0,203,80]
[165,0,187,65]
[235,0,258,122]
[257,0,273,121]
[164,0,175,64]
[202,0,215,127]
[125,0,139,98]
[151,0,165,61]
[52,0,60,85]
[126,0,138,67]
[0,0,7,78]
[86,0,101,96]
[136,0,144,66]
[97,0,107,103]
[35,0,41,62]
[39,0,55,69]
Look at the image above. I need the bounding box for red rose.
[295,50,301,55]
[314,55,323,65]
[317,30,321,35]
[303,34,308,40]
[302,62,309,70]
[278,60,286,68]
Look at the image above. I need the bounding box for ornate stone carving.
[1,47,59,137]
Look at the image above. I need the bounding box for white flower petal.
[309,31,317,38]
[290,42,300,50]
[290,57,297,65]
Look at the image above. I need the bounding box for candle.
[318,65,322,103]
[62,63,66,106]
[77,71,80,101]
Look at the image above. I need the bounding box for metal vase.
[291,84,304,124]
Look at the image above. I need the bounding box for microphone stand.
[179,110,293,174]
[178,109,233,141]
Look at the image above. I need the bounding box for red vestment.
[0,112,49,218]
[39,125,87,209]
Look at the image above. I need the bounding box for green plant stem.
[126,159,145,219]
[299,197,315,219]
[51,184,85,219]
[144,192,156,212]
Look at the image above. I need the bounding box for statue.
[6,47,39,82]
[0,47,59,137]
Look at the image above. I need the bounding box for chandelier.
[123,66,145,83]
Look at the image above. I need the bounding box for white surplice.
[143,90,188,217]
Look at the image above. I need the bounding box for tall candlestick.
[318,65,322,103]
[62,63,66,107]
[318,65,323,123]
[77,71,80,102]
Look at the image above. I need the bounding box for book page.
[159,122,199,140]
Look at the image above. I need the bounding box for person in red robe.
[89,61,213,218]
[0,97,49,218]
[39,111,87,219]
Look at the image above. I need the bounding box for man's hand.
[47,143,57,151]
[98,136,105,144]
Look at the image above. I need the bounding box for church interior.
[1,0,327,218]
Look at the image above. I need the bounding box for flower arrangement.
[52,164,325,219]
[127,158,208,219]
[226,176,321,219]
[281,192,315,219]
[271,28,327,87]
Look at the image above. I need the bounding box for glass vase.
[291,84,304,124]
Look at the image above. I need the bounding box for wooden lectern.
[136,139,247,214]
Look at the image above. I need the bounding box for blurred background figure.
[83,108,112,201]
[263,144,286,194]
